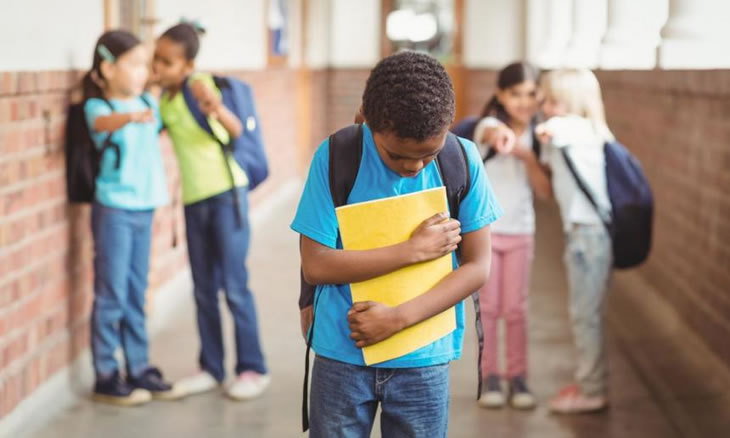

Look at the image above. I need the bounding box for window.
[384,0,456,63]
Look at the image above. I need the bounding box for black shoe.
[128,366,185,400]
[508,375,537,409]
[93,370,151,406]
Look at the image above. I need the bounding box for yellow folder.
[335,187,456,365]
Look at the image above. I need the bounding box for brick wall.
[0,67,302,418]
[325,69,370,136]
[463,67,730,369]
[596,70,730,367]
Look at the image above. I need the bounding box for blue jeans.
[564,224,613,396]
[184,187,267,381]
[310,356,450,438]
[91,204,154,378]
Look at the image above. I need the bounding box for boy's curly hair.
[362,51,455,141]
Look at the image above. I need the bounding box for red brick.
[17,72,37,94]
[0,72,18,95]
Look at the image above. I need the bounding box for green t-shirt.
[160,73,248,205]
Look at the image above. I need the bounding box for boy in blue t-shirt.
[291,52,502,437]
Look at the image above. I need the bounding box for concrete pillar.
[599,0,668,69]
[659,0,730,68]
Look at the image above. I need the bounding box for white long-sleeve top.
[541,115,611,232]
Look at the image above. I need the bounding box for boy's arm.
[300,212,461,285]
[347,225,491,348]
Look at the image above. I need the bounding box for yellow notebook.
[335,186,456,365]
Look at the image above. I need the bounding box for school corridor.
[2,0,730,437]
[5,188,724,438]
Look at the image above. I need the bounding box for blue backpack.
[561,141,654,269]
[182,75,270,190]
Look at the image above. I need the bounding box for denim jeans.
[184,187,267,381]
[91,203,154,378]
[564,224,612,397]
[310,356,450,438]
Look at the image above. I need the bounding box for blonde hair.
[540,68,614,141]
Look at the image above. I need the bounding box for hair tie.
[179,17,206,34]
[97,44,116,63]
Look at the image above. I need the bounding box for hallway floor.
[26,189,687,438]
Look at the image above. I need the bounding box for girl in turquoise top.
[82,30,181,406]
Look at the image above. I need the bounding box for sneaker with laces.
[226,371,271,401]
[549,383,608,414]
[478,374,505,409]
[175,370,220,397]
[128,366,186,400]
[508,375,537,410]
[93,370,151,406]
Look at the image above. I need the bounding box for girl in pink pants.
[470,62,552,409]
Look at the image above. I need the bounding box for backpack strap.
[96,98,121,170]
[435,133,470,221]
[328,124,364,208]
[181,76,244,226]
[301,124,363,432]
[560,147,612,230]
[531,128,541,159]
[435,134,486,401]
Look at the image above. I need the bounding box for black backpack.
[299,124,486,431]
[450,115,541,162]
[65,96,154,203]
[561,140,653,269]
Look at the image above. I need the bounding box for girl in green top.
[153,22,269,401]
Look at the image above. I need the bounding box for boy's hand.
[482,125,515,155]
[190,79,222,117]
[348,301,405,348]
[129,109,155,123]
[408,213,461,263]
[300,305,313,341]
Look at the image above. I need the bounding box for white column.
[659,0,730,69]
[599,0,668,70]
[305,0,331,69]
[562,0,607,68]
[329,0,380,68]
[530,0,573,69]
[463,0,525,69]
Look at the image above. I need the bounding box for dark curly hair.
[362,51,454,141]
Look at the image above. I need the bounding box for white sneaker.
[478,375,506,409]
[175,371,219,396]
[226,371,271,401]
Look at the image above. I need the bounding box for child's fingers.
[422,212,449,227]
[351,301,372,313]
[441,219,460,232]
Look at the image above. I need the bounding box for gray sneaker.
[509,375,537,410]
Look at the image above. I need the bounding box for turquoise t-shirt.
[291,124,502,368]
[84,94,168,210]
